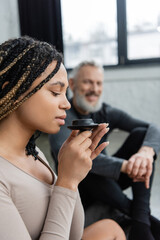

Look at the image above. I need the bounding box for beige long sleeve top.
[0,153,84,240]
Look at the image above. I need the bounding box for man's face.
[72,65,103,113]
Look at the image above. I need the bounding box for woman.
[0,36,125,240]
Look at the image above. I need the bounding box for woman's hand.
[89,123,109,160]
[56,123,109,191]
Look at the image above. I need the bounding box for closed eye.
[51,91,61,96]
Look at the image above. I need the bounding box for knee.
[130,127,147,137]
[83,219,126,240]
[99,219,126,240]
[128,127,147,146]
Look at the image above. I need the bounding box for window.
[126,0,160,60]
[61,0,117,68]
[60,0,160,68]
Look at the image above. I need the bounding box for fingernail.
[99,123,109,127]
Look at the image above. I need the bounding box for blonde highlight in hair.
[0,43,36,77]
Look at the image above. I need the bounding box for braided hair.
[0,36,63,159]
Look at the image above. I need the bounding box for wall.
[68,63,160,125]
[0,0,20,44]
[1,0,160,126]
[102,64,160,125]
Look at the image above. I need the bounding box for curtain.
[18,0,63,53]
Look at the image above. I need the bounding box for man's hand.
[121,146,154,189]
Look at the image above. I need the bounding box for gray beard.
[75,91,102,113]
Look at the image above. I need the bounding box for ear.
[68,78,75,92]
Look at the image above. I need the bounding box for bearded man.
[49,61,160,240]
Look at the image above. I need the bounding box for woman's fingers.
[80,138,92,151]
[64,124,109,162]
[90,124,109,152]
[91,142,109,160]
[90,123,108,140]
[71,130,92,145]
[64,130,79,144]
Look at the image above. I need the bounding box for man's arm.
[123,145,155,189]
[142,123,160,157]
[120,125,160,189]
[108,105,160,156]
[123,123,160,188]
[91,153,124,180]
[107,105,160,186]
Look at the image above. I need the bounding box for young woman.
[0,36,125,240]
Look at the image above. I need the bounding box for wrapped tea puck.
[67,118,98,131]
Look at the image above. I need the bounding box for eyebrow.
[83,79,102,83]
[49,81,65,88]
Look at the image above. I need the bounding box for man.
[49,61,160,240]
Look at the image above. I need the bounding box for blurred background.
[0,0,160,218]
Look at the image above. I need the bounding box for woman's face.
[15,61,71,134]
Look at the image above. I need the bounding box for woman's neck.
[0,115,34,158]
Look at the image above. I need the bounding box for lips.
[56,115,66,120]
[86,95,99,102]
[55,115,66,125]
[86,93,99,97]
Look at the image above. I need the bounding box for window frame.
[117,0,160,66]
[59,0,160,68]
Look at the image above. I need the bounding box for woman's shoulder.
[0,156,11,192]
[0,155,11,170]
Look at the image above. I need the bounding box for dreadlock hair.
[0,36,63,159]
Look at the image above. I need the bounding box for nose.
[91,82,99,92]
[65,98,71,110]
[60,95,71,110]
